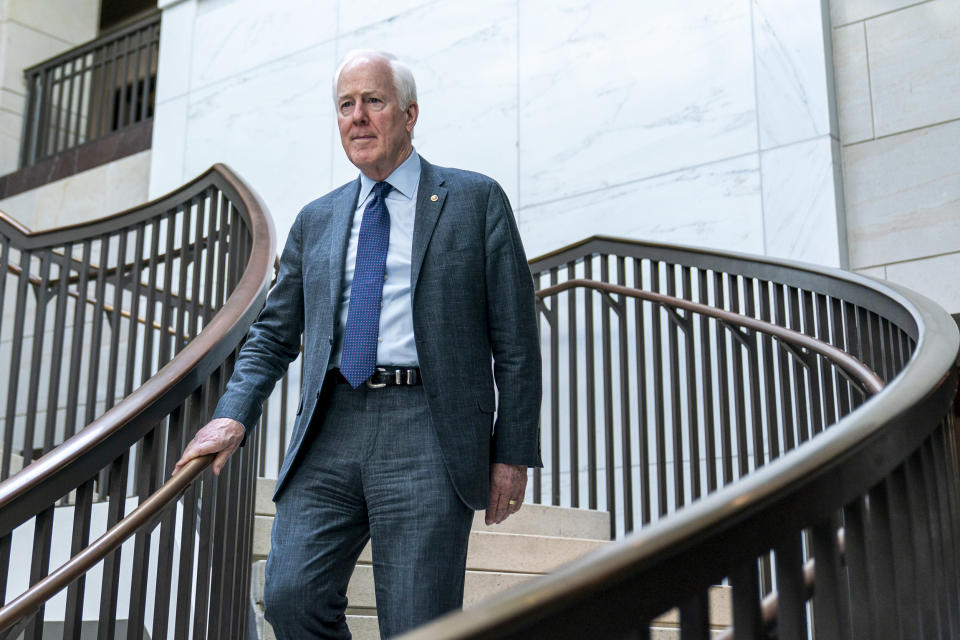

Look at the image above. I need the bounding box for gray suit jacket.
[213,156,542,509]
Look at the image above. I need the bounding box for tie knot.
[374,181,391,200]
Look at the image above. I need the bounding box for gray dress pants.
[263,377,474,639]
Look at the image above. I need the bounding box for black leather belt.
[333,366,421,388]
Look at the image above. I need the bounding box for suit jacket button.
[328,336,333,344]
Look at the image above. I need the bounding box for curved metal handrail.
[398,240,959,639]
[0,163,275,532]
[536,278,885,394]
[0,456,212,636]
[0,164,275,637]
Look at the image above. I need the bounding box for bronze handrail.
[0,456,212,636]
[0,163,275,636]
[536,278,885,395]
[0,163,274,531]
[535,279,872,640]
[397,243,959,639]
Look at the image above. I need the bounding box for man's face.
[336,58,418,181]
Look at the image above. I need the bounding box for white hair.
[332,49,418,109]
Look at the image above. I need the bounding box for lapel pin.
[430,194,439,201]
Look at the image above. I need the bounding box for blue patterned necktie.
[341,181,392,388]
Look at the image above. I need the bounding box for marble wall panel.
[853,265,885,279]
[155,0,197,103]
[337,0,442,36]
[0,21,76,91]
[0,187,35,227]
[147,95,188,198]
[843,119,960,268]
[832,22,873,144]
[190,0,337,92]
[866,0,960,137]
[761,136,844,267]
[753,0,832,148]
[517,0,757,209]
[830,0,929,26]
[518,153,763,259]
[332,0,519,205]
[886,252,960,314]
[2,0,98,45]
[0,87,24,114]
[0,110,20,175]
[183,43,336,246]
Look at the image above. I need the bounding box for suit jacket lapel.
[411,157,447,297]
[329,178,362,311]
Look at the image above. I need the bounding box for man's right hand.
[173,417,246,476]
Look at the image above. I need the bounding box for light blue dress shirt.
[332,150,421,367]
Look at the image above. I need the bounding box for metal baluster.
[680,591,710,640]
[651,261,667,514]
[0,237,10,480]
[104,231,127,410]
[599,256,617,530]
[549,268,560,506]
[568,261,580,508]
[787,287,810,444]
[97,451,131,640]
[634,259,651,522]
[615,257,632,529]
[123,223,146,396]
[773,284,796,453]
[23,506,54,640]
[730,560,762,640]
[843,497,877,639]
[62,478,94,638]
[43,244,72,457]
[64,241,92,440]
[584,258,598,512]
[918,441,951,638]
[126,27,144,128]
[811,515,848,639]
[862,480,900,638]
[697,269,717,493]
[885,466,917,637]
[930,423,960,637]
[713,272,732,485]
[774,530,808,640]
[681,266,700,501]
[665,264,684,508]
[140,216,162,386]
[23,251,52,467]
[758,281,779,460]
[726,275,748,478]
[905,450,940,637]
[742,278,763,470]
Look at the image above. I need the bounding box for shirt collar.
[357,149,421,205]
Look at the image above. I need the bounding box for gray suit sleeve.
[212,212,306,433]
[483,183,543,467]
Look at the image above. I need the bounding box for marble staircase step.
[255,477,610,540]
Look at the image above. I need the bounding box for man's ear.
[405,102,419,133]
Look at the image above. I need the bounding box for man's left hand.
[485,463,528,525]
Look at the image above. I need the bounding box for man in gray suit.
[175,49,541,638]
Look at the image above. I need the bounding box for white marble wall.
[151,0,845,268]
[831,0,960,313]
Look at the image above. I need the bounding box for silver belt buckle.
[365,367,388,389]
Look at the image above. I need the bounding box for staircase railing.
[19,12,160,168]
[0,165,275,639]
[395,236,959,638]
